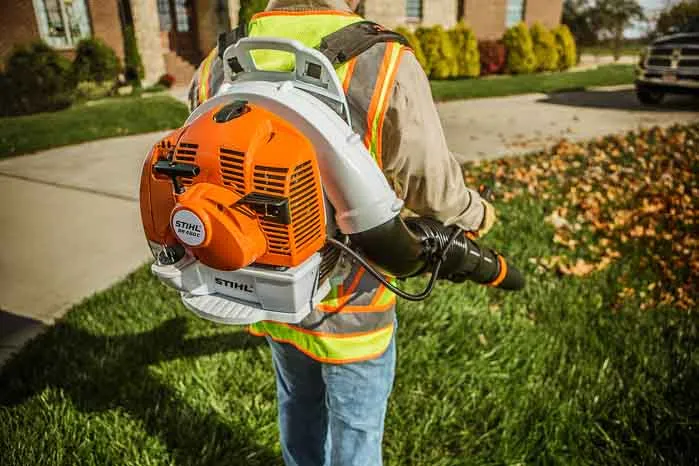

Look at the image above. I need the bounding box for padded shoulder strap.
[318,21,409,66]
[218,23,248,61]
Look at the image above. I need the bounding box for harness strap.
[218,23,247,73]
[218,23,247,61]
[318,21,409,65]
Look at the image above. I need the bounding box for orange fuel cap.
[171,183,267,271]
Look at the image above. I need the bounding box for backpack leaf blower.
[139,38,524,325]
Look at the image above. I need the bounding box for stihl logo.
[215,278,254,293]
[172,210,205,246]
[175,221,201,233]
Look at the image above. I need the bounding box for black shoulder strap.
[217,23,247,62]
[318,21,409,66]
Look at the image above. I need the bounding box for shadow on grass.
[538,89,699,112]
[0,317,280,465]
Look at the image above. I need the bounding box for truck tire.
[636,87,665,105]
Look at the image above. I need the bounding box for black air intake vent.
[173,142,199,186]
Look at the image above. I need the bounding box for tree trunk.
[613,23,623,62]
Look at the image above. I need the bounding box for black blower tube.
[349,216,525,291]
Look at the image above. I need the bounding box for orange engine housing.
[140,100,327,271]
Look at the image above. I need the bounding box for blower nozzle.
[347,216,525,297]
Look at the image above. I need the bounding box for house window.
[32,0,92,48]
[406,0,423,21]
[158,0,173,31]
[157,0,193,33]
[506,0,525,27]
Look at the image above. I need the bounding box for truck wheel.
[636,88,665,105]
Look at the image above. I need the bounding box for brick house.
[0,0,562,84]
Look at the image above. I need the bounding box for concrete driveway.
[0,87,696,364]
[441,86,698,163]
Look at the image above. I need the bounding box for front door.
[157,0,201,65]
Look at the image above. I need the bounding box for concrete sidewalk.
[0,132,168,365]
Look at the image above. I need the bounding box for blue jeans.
[267,334,396,466]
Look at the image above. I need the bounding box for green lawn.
[1,125,697,465]
[431,64,636,102]
[0,95,189,158]
[580,45,644,56]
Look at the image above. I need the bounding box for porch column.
[363,0,404,28]
[130,0,166,84]
[423,0,458,28]
[195,0,218,53]
[228,0,240,28]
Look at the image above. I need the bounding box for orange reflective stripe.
[489,255,508,287]
[252,10,358,20]
[363,47,391,158]
[248,327,391,364]
[375,47,405,163]
[248,322,395,364]
[363,43,403,168]
[323,300,396,314]
[317,268,366,311]
[198,50,216,104]
[342,57,358,93]
[276,321,392,339]
[369,284,397,307]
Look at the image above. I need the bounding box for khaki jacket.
[191,0,485,231]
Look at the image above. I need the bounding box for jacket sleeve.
[380,51,486,231]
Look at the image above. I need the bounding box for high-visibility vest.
[198,10,408,364]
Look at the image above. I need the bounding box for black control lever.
[153,160,200,194]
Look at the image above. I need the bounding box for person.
[188,1,496,464]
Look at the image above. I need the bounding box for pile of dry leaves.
[466,124,698,311]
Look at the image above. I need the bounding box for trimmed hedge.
[415,25,457,79]
[553,25,577,70]
[239,0,267,26]
[0,42,76,116]
[478,40,506,75]
[395,27,428,71]
[530,23,559,72]
[72,38,120,83]
[449,22,480,78]
[503,22,537,74]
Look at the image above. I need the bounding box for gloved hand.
[475,200,496,238]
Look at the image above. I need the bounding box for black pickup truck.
[636,19,699,105]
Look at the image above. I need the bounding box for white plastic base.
[152,254,330,325]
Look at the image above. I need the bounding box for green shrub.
[448,22,480,78]
[503,22,537,74]
[553,24,577,70]
[123,25,144,86]
[239,0,267,26]
[72,38,120,83]
[395,27,428,72]
[415,25,457,79]
[0,42,75,116]
[530,23,559,72]
[74,80,115,101]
